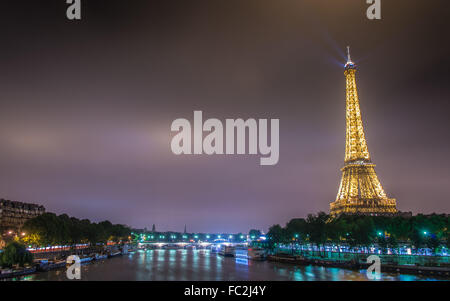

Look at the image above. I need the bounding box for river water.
[21,249,445,281]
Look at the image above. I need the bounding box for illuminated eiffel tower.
[329,47,397,217]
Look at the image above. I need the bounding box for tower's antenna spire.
[347,46,351,63]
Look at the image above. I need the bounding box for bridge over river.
[137,239,247,249]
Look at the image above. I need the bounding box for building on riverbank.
[0,199,45,233]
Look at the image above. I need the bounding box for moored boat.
[162,244,182,250]
[48,260,66,270]
[108,251,122,258]
[34,258,49,271]
[94,253,108,260]
[267,253,304,263]
[0,268,13,279]
[74,255,93,265]
[0,266,36,279]
[247,247,267,261]
[218,245,235,257]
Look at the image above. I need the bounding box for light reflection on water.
[21,249,447,281]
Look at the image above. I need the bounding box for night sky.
[1,1,449,232]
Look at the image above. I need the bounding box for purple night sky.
[0,1,449,232]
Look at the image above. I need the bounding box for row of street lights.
[287,230,433,241]
[3,230,26,237]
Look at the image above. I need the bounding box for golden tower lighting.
[329,47,397,217]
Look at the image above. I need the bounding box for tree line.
[267,212,450,254]
[21,212,131,247]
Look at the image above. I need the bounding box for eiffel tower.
[329,47,397,217]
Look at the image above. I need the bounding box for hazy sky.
[1,1,449,232]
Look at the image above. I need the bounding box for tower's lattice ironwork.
[329,47,397,216]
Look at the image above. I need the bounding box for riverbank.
[267,252,450,278]
[0,244,134,280]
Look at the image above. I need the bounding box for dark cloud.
[0,0,449,232]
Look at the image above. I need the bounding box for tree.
[285,218,307,241]
[327,217,351,257]
[0,241,33,268]
[352,217,375,248]
[267,225,282,242]
[22,233,42,247]
[248,229,262,239]
[267,224,292,252]
[426,236,440,255]
[305,212,329,257]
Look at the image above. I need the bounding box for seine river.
[21,249,444,281]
